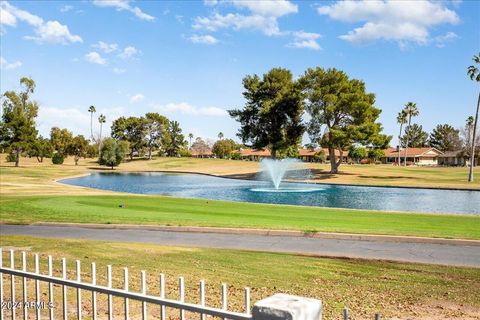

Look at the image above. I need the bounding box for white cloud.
[317,0,459,47]
[129,93,145,103]
[189,34,219,44]
[152,102,228,117]
[113,67,126,74]
[1,1,82,44]
[0,56,22,70]
[92,41,118,53]
[119,46,139,59]
[84,51,106,65]
[434,31,458,48]
[193,0,297,36]
[92,0,155,21]
[60,5,73,13]
[286,31,321,50]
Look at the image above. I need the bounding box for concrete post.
[252,293,322,320]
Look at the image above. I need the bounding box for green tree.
[396,110,408,164]
[349,147,367,163]
[111,116,147,159]
[88,105,96,142]
[98,114,106,149]
[400,123,428,148]
[212,139,237,158]
[68,135,89,165]
[218,132,224,140]
[50,127,73,157]
[0,77,39,167]
[28,136,53,163]
[402,102,420,166]
[429,124,461,152]
[301,67,390,173]
[467,53,479,181]
[229,68,304,159]
[368,148,385,163]
[165,120,185,157]
[188,133,193,148]
[145,112,169,160]
[99,138,129,169]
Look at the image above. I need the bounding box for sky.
[1,0,479,146]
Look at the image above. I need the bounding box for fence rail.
[0,248,252,320]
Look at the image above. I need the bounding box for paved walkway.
[1,224,479,267]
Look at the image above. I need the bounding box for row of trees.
[229,67,391,173]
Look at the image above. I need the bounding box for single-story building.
[438,150,479,167]
[298,148,348,163]
[383,147,443,166]
[190,148,213,158]
[238,148,271,161]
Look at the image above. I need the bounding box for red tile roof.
[384,147,442,157]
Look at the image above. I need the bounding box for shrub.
[52,153,64,164]
[360,158,370,165]
[6,153,17,162]
[230,151,242,160]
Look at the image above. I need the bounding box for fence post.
[252,293,322,320]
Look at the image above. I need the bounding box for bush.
[178,148,192,157]
[6,153,17,162]
[230,151,242,160]
[360,158,370,165]
[52,153,64,165]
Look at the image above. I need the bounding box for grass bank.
[1,235,479,319]
[1,195,479,239]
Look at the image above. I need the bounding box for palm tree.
[467,52,480,182]
[396,110,408,165]
[88,105,96,142]
[218,132,224,140]
[98,114,106,150]
[402,102,419,166]
[188,133,193,148]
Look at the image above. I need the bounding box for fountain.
[251,158,321,192]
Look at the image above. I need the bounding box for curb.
[24,222,480,246]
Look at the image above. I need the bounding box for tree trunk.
[404,116,412,166]
[329,147,338,174]
[271,147,277,160]
[468,91,480,182]
[336,149,343,170]
[148,148,152,160]
[36,156,41,163]
[398,123,403,165]
[15,149,20,167]
[130,150,134,160]
[90,114,94,142]
[75,156,79,165]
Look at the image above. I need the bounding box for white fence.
[0,248,253,320]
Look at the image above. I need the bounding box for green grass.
[1,194,479,239]
[1,235,479,319]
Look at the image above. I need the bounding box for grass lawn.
[1,194,479,239]
[1,235,479,319]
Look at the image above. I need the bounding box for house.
[298,148,349,163]
[238,148,271,161]
[190,147,214,158]
[438,150,480,166]
[383,147,443,165]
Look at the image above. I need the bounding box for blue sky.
[1,0,479,146]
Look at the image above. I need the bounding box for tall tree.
[144,112,169,159]
[229,68,304,159]
[111,116,147,159]
[191,137,210,157]
[98,114,106,146]
[88,105,96,142]
[0,77,39,167]
[402,102,419,166]
[218,132,224,140]
[188,133,193,147]
[50,127,73,157]
[400,124,428,148]
[165,120,185,157]
[301,67,390,173]
[467,52,479,181]
[68,135,89,165]
[429,124,461,152]
[396,110,408,165]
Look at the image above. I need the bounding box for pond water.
[61,172,480,215]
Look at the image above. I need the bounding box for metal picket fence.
[0,248,252,320]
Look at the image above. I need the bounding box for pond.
[61,172,480,215]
